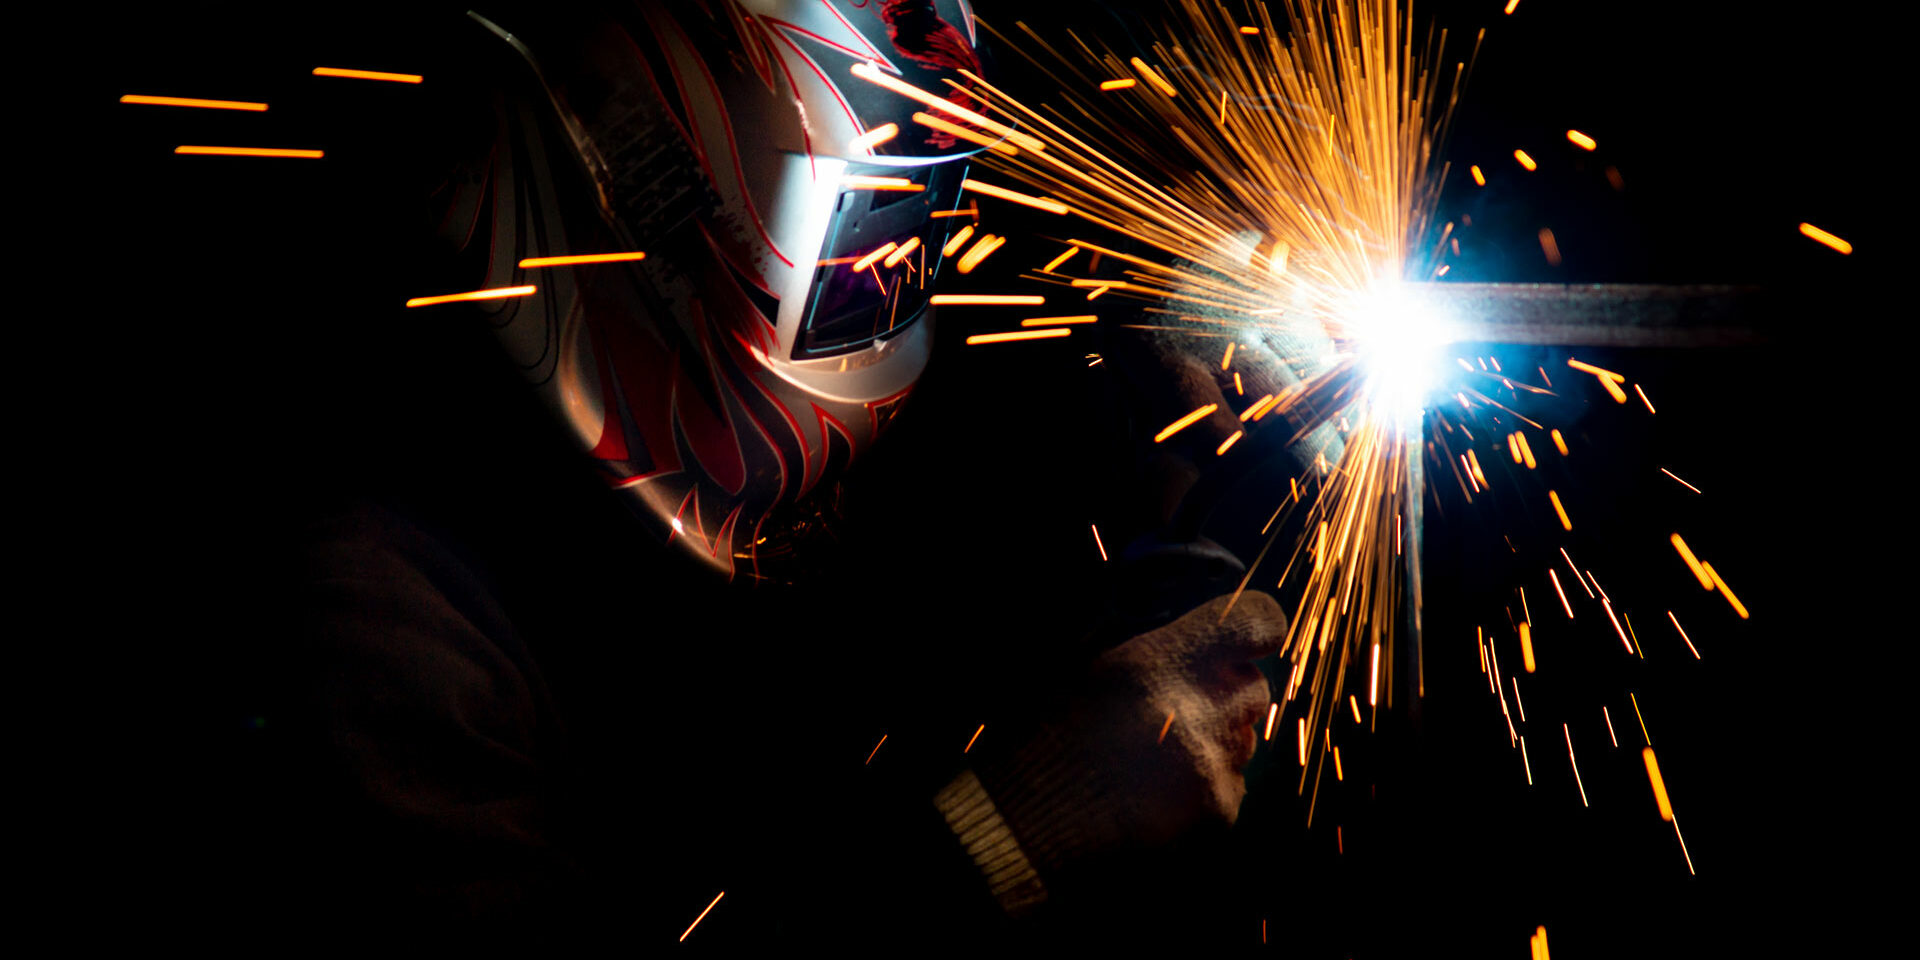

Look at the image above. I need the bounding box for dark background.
[58,1,1885,954]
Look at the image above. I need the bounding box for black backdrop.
[60,2,1886,955]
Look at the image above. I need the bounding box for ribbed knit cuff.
[934,769,1048,917]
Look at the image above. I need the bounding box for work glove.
[936,580,1285,916]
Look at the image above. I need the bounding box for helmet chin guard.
[454,0,996,579]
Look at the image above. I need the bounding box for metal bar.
[1414,283,1784,348]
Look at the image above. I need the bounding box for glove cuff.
[934,769,1047,917]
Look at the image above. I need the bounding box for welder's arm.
[935,592,1285,916]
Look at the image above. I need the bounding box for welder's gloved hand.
[935,590,1285,917]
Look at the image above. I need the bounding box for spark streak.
[1548,491,1572,530]
[1668,611,1701,659]
[1154,403,1219,442]
[1566,129,1597,150]
[930,294,1045,305]
[849,122,899,152]
[1021,315,1098,326]
[404,285,535,308]
[312,67,422,83]
[1701,562,1749,619]
[519,251,647,268]
[1798,222,1852,254]
[965,328,1072,345]
[962,179,1069,214]
[174,145,322,158]
[1564,725,1588,807]
[679,891,725,942]
[121,94,266,111]
[1670,533,1714,589]
[1642,747,1673,820]
[1660,468,1701,493]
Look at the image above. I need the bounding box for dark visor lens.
[797,161,968,358]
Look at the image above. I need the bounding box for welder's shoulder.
[298,501,554,780]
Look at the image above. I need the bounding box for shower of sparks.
[1797,222,1852,254]
[121,94,267,111]
[679,891,725,942]
[174,145,323,158]
[518,251,646,268]
[404,284,535,308]
[311,66,422,83]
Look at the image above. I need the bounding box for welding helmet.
[453,0,993,577]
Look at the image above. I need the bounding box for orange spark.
[1564,725,1588,807]
[1567,129,1598,150]
[1602,598,1632,653]
[1466,449,1488,486]
[1669,533,1714,589]
[841,174,924,192]
[1548,490,1572,530]
[1020,315,1097,326]
[965,328,1072,345]
[1599,375,1628,403]
[956,234,1007,273]
[883,236,922,268]
[1521,735,1532,785]
[962,179,1069,214]
[1470,165,1485,186]
[965,724,985,753]
[1701,562,1749,619]
[1154,403,1219,443]
[1349,694,1361,723]
[851,62,1045,151]
[121,94,266,111]
[1519,622,1535,673]
[1798,222,1852,255]
[1091,524,1108,561]
[852,242,899,272]
[404,284,535,308]
[1369,641,1381,707]
[1507,432,1523,464]
[1567,358,1626,382]
[1668,611,1701,659]
[1233,372,1244,395]
[1130,57,1178,97]
[1333,746,1344,780]
[1514,149,1537,171]
[1041,246,1080,272]
[941,224,975,257]
[174,145,322,158]
[519,251,646,268]
[1551,429,1569,455]
[1604,706,1619,747]
[1216,431,1244,455]
[1221,341,1236,370]
[312,66,422,83]
[1631,692,1652,744]
[1549,570,1573,618]
[930,294,1044,305]
[912,111,1020,155]
[1240,26,1261,35]
[1642,747,1674,820]
[1504,0,1523,13]
[1538,228,1561,265]
[1264,702,1279,741]
[1660,468,1701,493]
[1159,711,1176,743]
[1098,78,1138,91]
[1531,926,1551,960]
[1634,384,1656,413]
[865,734,888,764]
[1517,432,1537,469]
[679,891,725,942]
[849,122,899,152]
[1297,718,1308,766]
